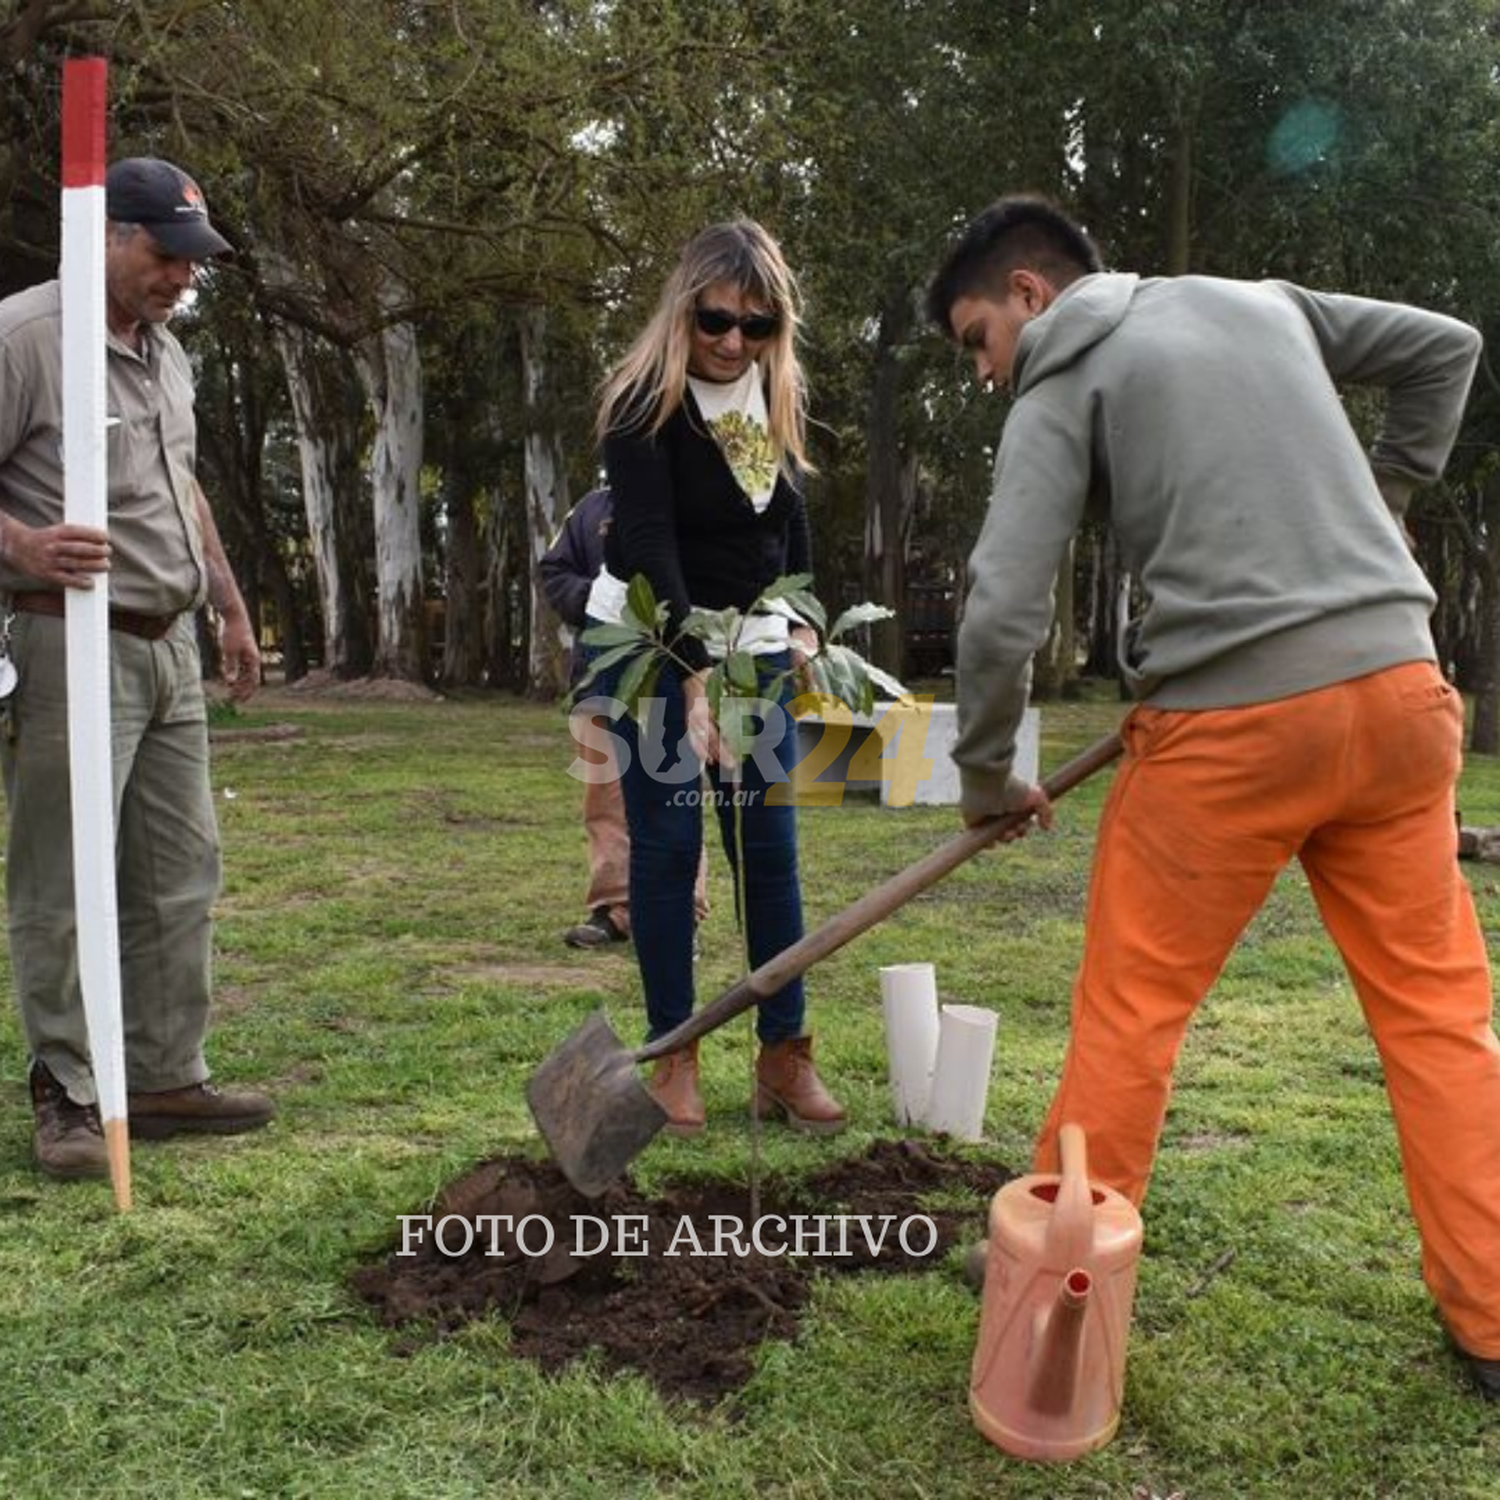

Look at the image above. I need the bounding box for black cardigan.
[603,391,812,671]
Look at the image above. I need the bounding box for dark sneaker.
[563,907,628,949]
[1458,1345,1500,1401]
[30,1062,108,1180]
[127,1082,276,1140]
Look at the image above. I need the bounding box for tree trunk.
[1166,113,1194,275]
[441,462,484,687]
[195,334,312,684]
[353,314,427,681]
[1031,540,1077,699]
[1082,523,1124,680]
[864,279,914,676]
[272,320,374,676]
[484,480,524,689]
[520,308,570,698]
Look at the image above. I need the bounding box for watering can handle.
[1058,1122,1089,1185]
[1045,1122,1097,1268]
[636,730,1125,1063]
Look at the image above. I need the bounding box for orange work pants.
[1035,661,1500,1357]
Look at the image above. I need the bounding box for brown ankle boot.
[754,1036,846,1135]
[30,1062,108,1180]
[648,1044,705,1137]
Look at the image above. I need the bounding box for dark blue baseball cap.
[105,157,232,260]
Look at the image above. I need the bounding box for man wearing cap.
[0,156,274,1179]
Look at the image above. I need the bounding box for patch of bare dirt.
[351,1139,1011,1405]
[452,961,629,989]
[282,670,444,702]
[208,723,306,744]
[1173,1130,1251,1154]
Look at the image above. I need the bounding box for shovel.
[527,729,1124,1195]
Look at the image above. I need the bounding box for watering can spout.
[1027,1268,1093,1415]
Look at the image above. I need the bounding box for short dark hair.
[926,195,1103,334]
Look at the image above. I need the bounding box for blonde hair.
[595,220,811,473]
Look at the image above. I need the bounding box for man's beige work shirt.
[0,279,206,616]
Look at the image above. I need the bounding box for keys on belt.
[0,609,14,699]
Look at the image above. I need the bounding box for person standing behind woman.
[539,486,708,949]
[584,220,845,1138]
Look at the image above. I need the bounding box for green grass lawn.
[1,690,1497,1498]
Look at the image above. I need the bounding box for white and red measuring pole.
[61,56,131,1211]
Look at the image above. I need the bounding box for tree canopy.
[3,0,1499,733]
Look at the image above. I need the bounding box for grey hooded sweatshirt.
[954,271,1482,821]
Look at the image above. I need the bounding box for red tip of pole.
[62,58,108,188]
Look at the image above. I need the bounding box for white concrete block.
[791,702,1040,808]
[881,702,1039,807]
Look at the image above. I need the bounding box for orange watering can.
[969,1122,1143,1462]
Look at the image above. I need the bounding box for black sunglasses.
[695,306,780,341]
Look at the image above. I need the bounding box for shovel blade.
[525,1010,667,1197]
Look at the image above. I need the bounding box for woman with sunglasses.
[582,219,845,1139]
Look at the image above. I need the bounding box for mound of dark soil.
[351,1139,1012,1404]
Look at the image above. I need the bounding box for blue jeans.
[580,637,805,1045]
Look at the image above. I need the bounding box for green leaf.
[829,601,895,640]
[571,642,648,702]
[681,607,739,641]
[832,648,871,716]
[818,645,859,714]
[719,701,757,762]
[623,574,662,632]
[758,668,793,706]
[581,621,650,648]
[754,572,814,605]
[825,645,880,716]
[618,650,660,722]
[681,607,740,658]
[726,649,760,695]
[864,661,910,700]
[641,661,662,711]
[780,589,828,633]
[807,655,836,700]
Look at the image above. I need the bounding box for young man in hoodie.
[927,194,1500,1400]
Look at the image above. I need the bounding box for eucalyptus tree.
[777,0,1086,676]
[160,0,814,687]
[0,1,121,296]
[191,290,315,681]
[1074,0,1500,736]
[786,0,1500,703]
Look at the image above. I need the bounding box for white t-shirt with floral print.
[689,363,776,512]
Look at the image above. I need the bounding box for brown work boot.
[647,1044,705,1137]
[754,1036,847,1135]
[127,1081,276,1140]
[30,1062,108,1180]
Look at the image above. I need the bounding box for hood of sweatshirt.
[1013,272,1139,394]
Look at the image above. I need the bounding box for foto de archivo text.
[397,1212,940,1259]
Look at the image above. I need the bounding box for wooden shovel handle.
[636,728,1124,1063]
